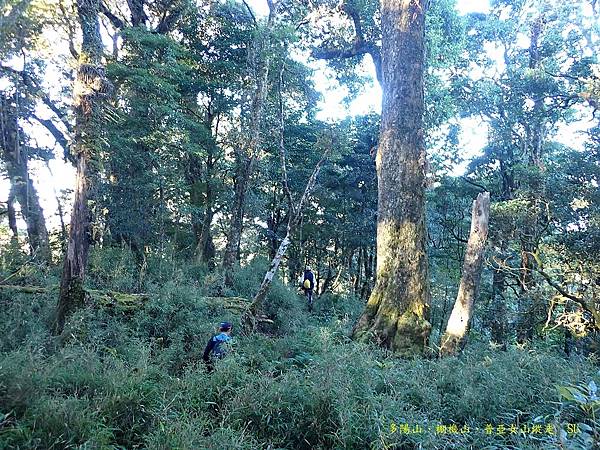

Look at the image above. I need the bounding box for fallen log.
[0,284,148,311]
[0,284,55,294]
[0,286,263,318]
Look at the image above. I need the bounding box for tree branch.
[242,0,257,26]
[100,2,125,30]
[461,176,488,192]
[0,64,73,134]
[535,267,600,330]
[155,9,182,34]
[310,1,382,85]
[30,114,70,155]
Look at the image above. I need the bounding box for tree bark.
[54,0,109,334]
[351,0,431,355]
[439,192,491,356]
[0,93,50,259]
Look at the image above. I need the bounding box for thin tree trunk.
[0,93,50,259]
[45,161,68,251]
[54,0,109,334]
[222,158,252,285]
[354,247,363,296]
[490,259,507,347]
[196,205,215,267]
[351,0,431,355]
[242,146,330,331]
[7,185,18,238]
[189,106,217,268]
[241,63,331,329]
[439,192,491,356]
[222,7,276,287]
[360,245,375,300]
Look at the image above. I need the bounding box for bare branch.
[242,0,257,26]
[100,2,125,30]
[30,114,70,156]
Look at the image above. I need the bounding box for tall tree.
[351,0,431,355]
[0,92,50,259]
[221,1,275,288]
[54,0,110,334]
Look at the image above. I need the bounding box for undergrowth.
[0,252,598,449]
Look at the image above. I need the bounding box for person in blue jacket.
[203,321,232,372]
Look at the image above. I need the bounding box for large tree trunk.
[0,93,50,259]
[351,0,431,355]
[54,0,109,334]
[439,192,491,356]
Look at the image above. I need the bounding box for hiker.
[302,266,315,311]
[202,321,233,372]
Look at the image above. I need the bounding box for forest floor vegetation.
[0,249,598,449]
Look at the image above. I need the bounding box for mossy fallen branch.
[88,289,149,311]
[0,284,54,294]
[0,284,148,311]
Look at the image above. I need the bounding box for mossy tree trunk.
[351,0,431,356]
[54,0,110,334]
[439,192,490,356]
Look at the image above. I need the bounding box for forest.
[0,0,599,448]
